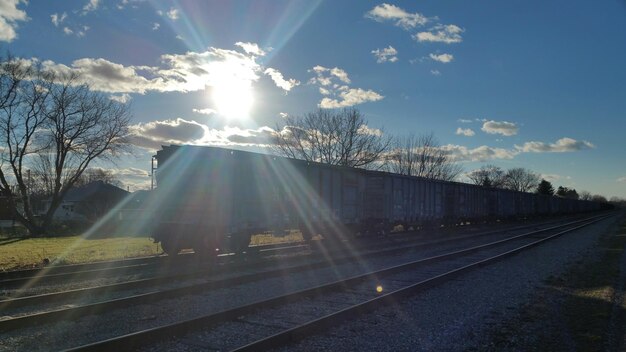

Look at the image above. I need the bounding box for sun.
[209,61,255,120]
[212,79,253,120]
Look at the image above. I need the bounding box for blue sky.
[2,0,625,198]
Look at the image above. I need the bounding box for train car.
[152,145,603,255]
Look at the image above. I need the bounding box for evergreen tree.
[536,179,555,195]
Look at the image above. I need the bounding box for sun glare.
[209,61,255,120]
[212,80,253,119]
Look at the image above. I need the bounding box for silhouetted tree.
[591,194,607,203]
[556,186,579,199]
[0,55,131,236]
[609,197,626,208]
[504,168,540,192]
[536,179,555,195]
[273,108,390,169]
[74,168,123,188]
[579,190,592,201]
[467,165,507,188]
[387,133,462,181]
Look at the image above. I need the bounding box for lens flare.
[212,78,254,120]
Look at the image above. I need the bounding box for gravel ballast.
[0,222,533,351]
[280,214,621,352]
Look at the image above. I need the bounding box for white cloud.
[116,0,144,11]
[128,118,276,151]
[515,137,595,153]
[441,144,518,162]
[83,0,100,13]
[109,93,131,103]
[415,24,464,44]
[357,125,383,137]
[264,68,300,92]
[235,42,266,56]
[430,69,441,76]
[77,26,89,37]
[127,119,278,151]
[33,43,274,95]
[41,57,161,93]
[0,0,28,42]
[61,25,89,37]
[192,108,216,115]
[433,135,596,163]
[320,88,383,108]
[51,12,67,27]
[330,67,350,83]
[481,120,519,136]
[617,177,626,183]
[456,128,475,137]
[152,22,160,30]
[365,3,429,30]
[372,46,398,63]
[279,112,288,118]
[429,53,454,63]
[223,126,277,146]
[458,118,473,123]
[309,65,383,108]
[127,118,208,150]
[159,7,180,21]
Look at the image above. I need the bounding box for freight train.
[151,145,602,255]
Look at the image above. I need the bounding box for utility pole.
[151,156,156,190]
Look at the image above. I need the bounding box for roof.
[63,180,129,202]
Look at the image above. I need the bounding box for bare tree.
[579,190,592,201]
[609,197,626,208]
[0,55,130,236]
[467,164,507,188]
[591,194,607,203]
[388,133,462,181]
[503,167,540,192]
[74,168,123,188]
[273,108,390,169]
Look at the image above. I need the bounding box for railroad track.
[0,215,580,293]
[0,213,604,350]
[145,213,611,352]
[0,219,550,330]
[0,214,584,322]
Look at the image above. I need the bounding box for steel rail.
[0,214,576,311]
[0,214,573,331]
[233,214,611,352]
[60,213,610,352]
[0,214,581,285]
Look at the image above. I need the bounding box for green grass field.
[0,231,306,272]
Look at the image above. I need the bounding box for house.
[44,181,129,222]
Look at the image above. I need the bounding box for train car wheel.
[233,232,252,254]
[300,228,313,242]
[160,238,181,256]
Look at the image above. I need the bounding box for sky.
[1,0,625,198]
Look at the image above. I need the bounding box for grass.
[250,230,305,246]
[550,219,626,351]
[0,231,307,272]
[0,236,161,272]
[482,214,626,351]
